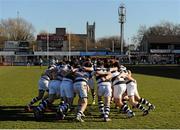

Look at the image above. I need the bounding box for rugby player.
[124,69,149,116]
[56,61,75,120]
[33,66,61,120]
[84,58,96,105]
[73,62,93,122]
[127,70,155,111]
[95,60,112,122]
[25,66,55,112]
[111,61,135,118]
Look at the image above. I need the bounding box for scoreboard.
[37,34,67,42]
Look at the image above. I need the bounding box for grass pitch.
[0,66,180,129]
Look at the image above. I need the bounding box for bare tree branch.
[0,17,35,41]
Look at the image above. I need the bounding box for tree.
[0,17,35,41]
[0,36,7,49]
[66,33,86,50]
[97,36,126,52]
[133,21,180,49]
[39,30,48,35]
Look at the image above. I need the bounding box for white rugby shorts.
[126,81,137,96]
[38,78,49,91]
[48,80,61,98]
[60,79,74,98]
[113,83,126,99]
[73,81,89,98]
[97,82,112,97]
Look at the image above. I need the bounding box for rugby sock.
[98,99,104,114]
[121,104,132,114]
[136,103,146,112]
[76,111,83,118]
[37,100,49,112]
[104,106,110,118]
[140,98,152,107]
[77,104,82,111]
[29,97,39,106]
[60,98,65,105]
[59,103,69,113]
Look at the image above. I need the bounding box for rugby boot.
[127,111,135,118]
[143,109,149,116]
[104,117,111,122]
[24,105,33,112]
[92,99,96,105]
[34,108,43,120]
[148,104,155,111]
[75,115,84,122]
[56,108,65,120]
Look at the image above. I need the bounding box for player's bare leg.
[76,98,88,122]
[103,96,111,122]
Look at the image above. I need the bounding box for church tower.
[87,22,95,43]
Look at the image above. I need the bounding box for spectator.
[39,58,43,68]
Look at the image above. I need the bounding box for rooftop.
[144,36,180,44]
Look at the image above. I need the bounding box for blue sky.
[0,0,180,43]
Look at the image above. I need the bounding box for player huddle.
[25,57,155,122]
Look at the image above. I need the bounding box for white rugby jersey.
[74,68,90,84]
[60,64,74,81]
[111,70,126,86]
[41,69,52,81]
[95,67,110,84]
[56,64,65,81]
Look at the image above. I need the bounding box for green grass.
[0,66,180,129]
